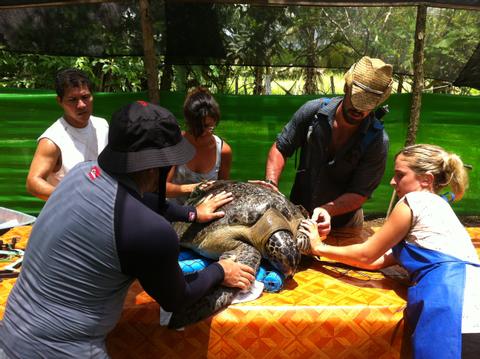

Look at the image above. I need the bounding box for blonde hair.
[395,144,469,200]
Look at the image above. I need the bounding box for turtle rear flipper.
[168,242,261,329]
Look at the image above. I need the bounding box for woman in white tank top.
[299,144,480,358]
[167,87,232,204]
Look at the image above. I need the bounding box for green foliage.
[0,51,146,92]
[0,5,479,95]
[424,8,480,82]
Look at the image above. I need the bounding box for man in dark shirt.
[0,101,255,358]
[263,57,393,236]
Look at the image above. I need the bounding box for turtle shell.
[173,181,308,266]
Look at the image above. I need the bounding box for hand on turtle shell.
[247,179,280,193]
[311,207,331,237]
[195,191,234,223]
[217,258,256,291]
[190,180,215,193]
[197,180,215,191]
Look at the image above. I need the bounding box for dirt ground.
[365,215,480,228]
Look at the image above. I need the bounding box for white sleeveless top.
[39,116,109,186]
[403,191,480,333]
[169,134,223,204]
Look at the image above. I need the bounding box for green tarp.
[0,90,479,216]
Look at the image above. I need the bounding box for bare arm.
[310,193,367,235]
[26,138,61,201]
[218,140,232,180]
[265,143,286,187]
[316,192,367,218]
[165,166,201,198]
[300,200,412,270]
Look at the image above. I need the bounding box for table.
[2,226,479,358]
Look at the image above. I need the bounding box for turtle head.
[264,230,301,277]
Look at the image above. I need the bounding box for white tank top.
[169,134,223,204]
[39,116,109,186]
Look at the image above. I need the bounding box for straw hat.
[344,56,393,111]
[98,101,195,174]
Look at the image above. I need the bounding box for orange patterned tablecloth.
[2,226,480,358]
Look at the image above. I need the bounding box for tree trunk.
[175,65,187,93]
[396,74,404,94]
[139,0,159,104]
[253,67,264,95]
[405,5,427,147]
[265,74,272,95]
[330,75,335,94]
[304,67,318,94]
[303,26,318,95]
[160,64,173,91]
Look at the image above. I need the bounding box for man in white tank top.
[26,69,108,200]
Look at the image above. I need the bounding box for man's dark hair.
[55,68,93,99]
[183,86,220,138]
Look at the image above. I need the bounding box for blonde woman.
[300,144,479,358]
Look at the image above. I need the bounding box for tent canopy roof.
[1,1,480,10]
[1,0,479,89]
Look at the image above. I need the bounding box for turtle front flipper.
[295,229,311,255]
[168,242,261,329]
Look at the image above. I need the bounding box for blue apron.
[392,241,480,359]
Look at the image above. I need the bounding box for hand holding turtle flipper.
[311,207,331,237]
[298,219,327,256]
[195,191,233,223]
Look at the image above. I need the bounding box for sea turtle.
[168,180,310,328]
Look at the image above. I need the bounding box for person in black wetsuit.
[0,101,255,358]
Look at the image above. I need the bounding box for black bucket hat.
[98,101,195,174]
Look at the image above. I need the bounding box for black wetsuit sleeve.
[141,192,197,222]
[114,186,224,312]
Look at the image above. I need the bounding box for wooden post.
[330,75,335,94]
[405,5,427,146]
[396,74,404,94]
[139,0,160,104]
[387,5,427,218]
